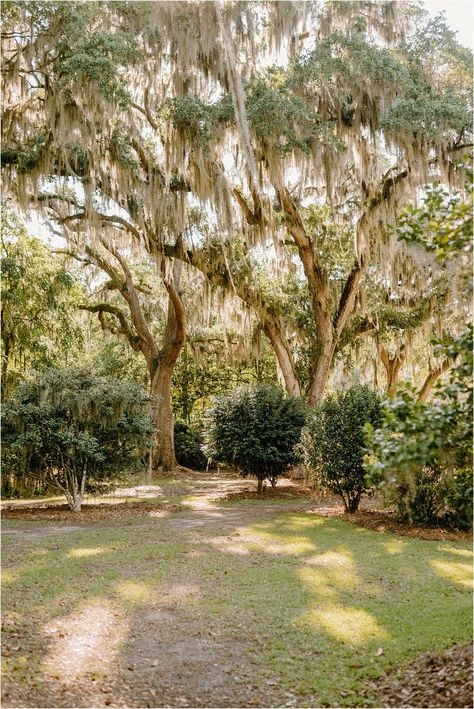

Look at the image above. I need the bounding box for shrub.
[206,384,306,492]
[174,420,208,470]
[1,368,153,511]
[385,465,473,530]
[304,385,382,512]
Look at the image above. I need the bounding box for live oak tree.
[1,1,472,406]
[60,234,185,471]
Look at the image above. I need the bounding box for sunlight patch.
[304,604,389,646]
[115,580,151,601]
[68,547,107,558]
[300,551,359,593]
[42,600,127,683]
[1,570,16,584]
[438,546,472,558]
[240,528,315,555]
[380,539,408,555]
[432,560,473,589]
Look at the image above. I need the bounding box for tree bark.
[262,320,301,396]
[151,260,186,471]
[74,240,186,472]
[380,345,405,396]
[417,360,451,402]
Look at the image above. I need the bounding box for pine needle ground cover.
[2,493,472,708]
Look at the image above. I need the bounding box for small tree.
[364,328,473,529]
[304,385,381,512]
[1,369,153,511]
[206,384,306,492]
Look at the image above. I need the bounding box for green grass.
[2,510,472,706]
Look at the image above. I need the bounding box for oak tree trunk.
[151,363,177,471]
[150,260,186,471]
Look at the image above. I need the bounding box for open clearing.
[2,472,472,708]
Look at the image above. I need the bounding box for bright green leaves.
[1,368,154,504]
[1,131,49,174]
[382,93,471,141]
[1,212,84,394]
[396,181,473,259]
[364,326,473,529]
[245,73,327,155]
[157,95,223,153]
[293,30,410,93]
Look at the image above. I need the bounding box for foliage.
[1,368,153,510]
[172,342,278,423]
[396,177,473,259]
[304,385,382,511]
[365,326,473,529]
[174,420,208,471]
[206,384,306,489]
[1,212,84,395]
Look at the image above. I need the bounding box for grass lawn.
[2,487,472,707]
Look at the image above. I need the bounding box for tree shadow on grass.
[1,510,472,707]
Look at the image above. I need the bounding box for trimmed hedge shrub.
[304,384,381,512]
[206,384,306,492]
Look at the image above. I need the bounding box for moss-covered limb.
[80,302,140,351]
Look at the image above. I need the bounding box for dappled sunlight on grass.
[1,570,16,584]
[42,599,127,684]
[2,500,472,708]
[181,495,218,507]
[208,535,251,555]
[380,539,408,555]
[114,580,151,602]
[303,603,390,646]
[431,559,473,589]
[299,553,360,598]
[238,529,316,555]
[285,516,326,530]
[68,547,107,558]
[438,546,473,558]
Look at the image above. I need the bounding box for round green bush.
[206,384,306,491]
[304,384,381,512]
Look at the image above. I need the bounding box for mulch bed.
[223,483,312,501]
[364,643,473,707]
[0,501,184,522]
[306,506,472,542]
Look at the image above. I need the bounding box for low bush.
[304,384,382,512]
[174,420,208,470]
[386,465,473,530]
[206,384,306,492]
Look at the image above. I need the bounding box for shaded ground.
[2,471,473,708]
[365,642,473,707]
[307,507,472,542]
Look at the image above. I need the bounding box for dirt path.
[2,472,471,708]
[2,474,312,708]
